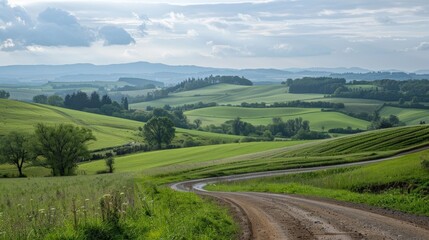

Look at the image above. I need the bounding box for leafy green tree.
[0,132,32,177]
[101,94,112,105]
[89,91,101,108]
[32,123,96,176]
[47,95,64,107]
[194,119,202,129]
[121,97,129,110]
[105,156,115,173]
[33,95,48,104]
[142,117,175,149]
[0,90,10,99]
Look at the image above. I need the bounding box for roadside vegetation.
[207,150,429,216]
[0,174,237,240]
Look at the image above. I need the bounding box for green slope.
[130,84,324,109]
[0,99,240,150]
[185,106,369,131]
[79,141,307,174]
[380,106,429,125]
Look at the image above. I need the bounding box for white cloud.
[211,44,252,57]
[344,47,357,54]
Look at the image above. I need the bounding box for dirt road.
[171,149,429,240]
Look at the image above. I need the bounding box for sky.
[0,0,428,71]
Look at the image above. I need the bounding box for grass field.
[154,125,429,182]
[130,84,324,109]
[78,141,307,175]
[207,149,429,216]
[0,99,241,150]
[380,106,429,125]
[0,173,237,240]
[185,106,369,131]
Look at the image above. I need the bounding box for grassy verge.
[207,150,429,216]
[0,174,237,239]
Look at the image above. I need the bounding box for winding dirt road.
[171,149,429,240]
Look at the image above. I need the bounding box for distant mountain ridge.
[0,61,428,85]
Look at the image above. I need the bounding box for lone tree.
[0,132,32,177]
[32,123,96,176]
[105,156,115,173]
[142,117,175,149]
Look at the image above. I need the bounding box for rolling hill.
[130,83,324,109]
[380,106,429,125]
[185,106,369,131]
[0,99,240,150]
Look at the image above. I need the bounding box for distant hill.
[118,77,164,87]
[330,72,429,81]
[1,61,429,85]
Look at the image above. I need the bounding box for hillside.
[130,84,324,109]
[0,99,240,150]
[185,106,369,131]
[380,106,429,125]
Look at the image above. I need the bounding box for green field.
[154,125,429,181]
[0,173,237,240]
[380,106,429,125]
[281,125,429,157]
[208,149,429,216]
[79,141,308,175]
[185,106,369,131]
[130,84,324,109]
[0,99,240,150]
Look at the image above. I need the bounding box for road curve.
[171,148,429,240]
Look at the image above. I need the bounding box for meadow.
[130,84,325,109]
[1,124,429,239]
[207,149,429,216]
[0,174,237,240]
[185,106,369,131]
[0,99,241,150]
[380,106,429,125]
[78,141,308,175]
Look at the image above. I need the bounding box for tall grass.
[0,174,237,239]
[208,150,429,216]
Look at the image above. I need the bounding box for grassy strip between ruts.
[0,174,237,240]
[206,150,429,216]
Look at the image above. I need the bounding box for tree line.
[334,79,429,102]
[240,100,345,109]
[130,75,252,103]
[284,77,346,94]
[203,117,330,140]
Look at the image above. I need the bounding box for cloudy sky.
[0,0,428,71]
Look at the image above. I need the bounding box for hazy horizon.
[1,0,428,71]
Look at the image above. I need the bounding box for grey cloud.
[98,26,135,45]
[38,8,79,26]
[416,42,429,51]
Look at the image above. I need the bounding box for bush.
[422,159,429,171]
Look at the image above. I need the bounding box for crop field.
[0,99,240,150]
[79,141,308,175]
[309,97,384,114]
[280,125,429,157]
[380,106,429,125]
[207,149,429,216]
[156,125,429,181]
[130,84,324,109]
[185,106,369,131]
